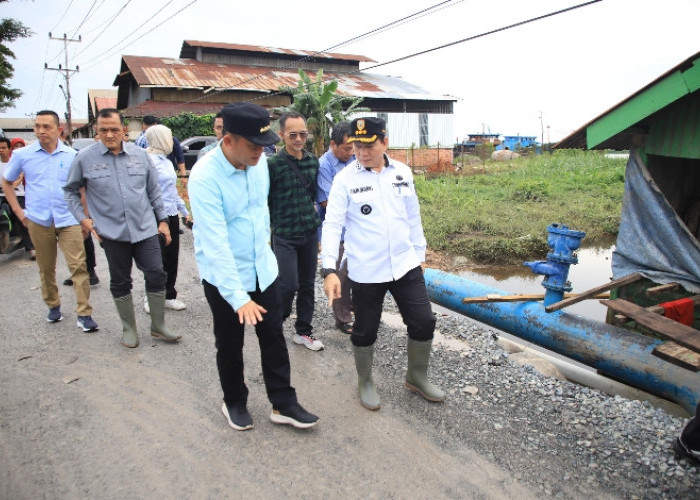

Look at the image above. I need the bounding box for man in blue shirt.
[188,102,319,431]
[1,110,98,331]
[317,121,355,334]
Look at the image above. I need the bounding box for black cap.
[221,102,278,146]
[347,117,386,143]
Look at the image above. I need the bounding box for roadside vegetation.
[416,149,627,264]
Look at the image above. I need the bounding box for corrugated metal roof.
[0,118,35,130]
[180,40,374,63]
[115,55,454,102]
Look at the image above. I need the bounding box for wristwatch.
[321,268,337,278]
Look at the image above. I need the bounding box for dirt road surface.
[0,233,536,499]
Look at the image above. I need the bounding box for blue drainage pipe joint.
[524,223,586,306]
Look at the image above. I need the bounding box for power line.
[80,0,184,68]
[247,0,603,104]
[75,0,134,57]
[363,0,603,72]
[49,0,75,33]
[185,0,463,105]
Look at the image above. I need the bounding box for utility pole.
[45,33,81,140]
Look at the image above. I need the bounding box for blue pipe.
[424,268,700,413]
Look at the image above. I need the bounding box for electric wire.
[204,0,603,108]
[185,0,463,104]
[49,0,75,33]
[80,0,195,69]
[75,0,134,57]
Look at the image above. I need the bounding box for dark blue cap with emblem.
[221,102,279,146]
[348,117,386,144]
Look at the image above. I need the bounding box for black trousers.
[84,233,96,271]
[100,235,167,298]
[203,279,297,408]
[350,266,436,347]
[272,231,318,335]
[682,402,700,449]
[159,215,180,300]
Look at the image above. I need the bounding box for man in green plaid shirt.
[267,112,324,351]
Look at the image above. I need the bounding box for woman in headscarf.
[144,124,191,312]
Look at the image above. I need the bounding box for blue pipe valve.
[524,223,586,306]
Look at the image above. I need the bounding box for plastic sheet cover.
[612,150,700,292]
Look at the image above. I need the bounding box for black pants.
[682,402,700,449]
[84,233,96,271]
[100,235,167,298]
[272,231,318,335]
[159,215,180,300]
[350,266,436,347]
[203,279,297,408]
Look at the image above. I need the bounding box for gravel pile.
[311,278,699,499]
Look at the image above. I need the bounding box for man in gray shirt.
[63,108,181,348]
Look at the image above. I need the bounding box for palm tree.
[277,68,368,157]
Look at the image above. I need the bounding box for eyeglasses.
[287,132,308,140]
[97,128,123,135]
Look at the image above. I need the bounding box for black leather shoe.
[270,402,318,429]
[221,402,253,431]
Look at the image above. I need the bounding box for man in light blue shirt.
[189,102,318,432]
[1,110,97,331]
[317,121,355,334]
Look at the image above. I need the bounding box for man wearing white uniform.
[320,117,445,411]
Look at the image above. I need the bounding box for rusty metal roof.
[115,55,454,102]
[179,40,375,63]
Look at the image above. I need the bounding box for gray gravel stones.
[311,278,699,499]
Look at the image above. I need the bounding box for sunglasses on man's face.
[287,132,308,140]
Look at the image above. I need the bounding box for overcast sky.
[2,0,698,142]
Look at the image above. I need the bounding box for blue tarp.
[612,150,700,292]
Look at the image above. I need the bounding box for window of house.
[419,113,429,147]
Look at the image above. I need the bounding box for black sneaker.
[270,402,318,429]
[221,402,253,431]
[673,437,700,466]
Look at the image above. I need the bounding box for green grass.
[416,149,626,264]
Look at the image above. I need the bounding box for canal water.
[458,246,615,322]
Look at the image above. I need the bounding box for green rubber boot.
[353,344,380,411]
[147,291,182,343]
[405,338,445,402]
[114,294,138,348]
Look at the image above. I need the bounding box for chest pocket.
[85,164,111,180]
[126,160,147,176]
[392,181,412,198]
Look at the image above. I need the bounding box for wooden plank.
[462,292,610,304]
[545,272,643,313]
[653,342,700,372]
[600,299,700,353]
[646,283,680,296]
